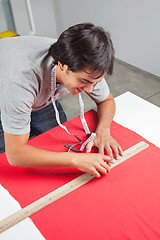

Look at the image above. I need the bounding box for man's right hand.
[71,153,111,178]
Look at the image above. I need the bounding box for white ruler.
[0,141,149,233]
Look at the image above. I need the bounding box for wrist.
[96,127,110,136]
[69,152,78,168]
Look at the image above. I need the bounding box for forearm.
[96,95,116,135]
[6,143,75,168]
[6,142,112,178]
[86,94,123,158]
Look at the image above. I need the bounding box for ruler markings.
[0,141,149,233]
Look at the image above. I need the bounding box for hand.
[86,129,123,160]
[71,153,111,178]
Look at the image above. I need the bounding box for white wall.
[10,0,57,38]
[1,0,159,77]
[53,0,160,77]
[0,3,7,32]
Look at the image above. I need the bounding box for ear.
[58,61,68,71]
[58,61,64,70]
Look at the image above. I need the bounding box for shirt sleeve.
[87,78,110,103]
[1,71,38,135]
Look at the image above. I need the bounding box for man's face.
[58,64,105,95]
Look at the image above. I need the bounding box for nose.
[84,84,93,93]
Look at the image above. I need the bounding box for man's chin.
[70,89,81,95]
[72,92,79,95]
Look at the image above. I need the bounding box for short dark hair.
[48,23,115,76]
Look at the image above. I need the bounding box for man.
[0,23,123,178]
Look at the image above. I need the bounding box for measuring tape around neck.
[51,66,96,151]
[0,141,149,233]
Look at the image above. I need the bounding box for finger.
[118,145,123,156]
[100,160,111,172]
[105,146,113,159]
[97,164,109,175]
[90,168,101,178]
[98,146,104,155]
[86,140,94,153]
[112,145,120,160]
[103,155,112,163]
[95,159,110,173]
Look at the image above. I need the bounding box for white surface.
[0,185,45,240]
[53,0,160,77]
[0,91,159,239]
[2,1,160,75]
[10,0,57,38]
[0,2,7,32]
[114,91,160,148]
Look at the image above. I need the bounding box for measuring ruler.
[0,141,149,233]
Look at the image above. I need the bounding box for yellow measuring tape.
[0,141,149,233]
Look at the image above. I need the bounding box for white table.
[0,92,160,239]
[114,92,160,148]
[0,186,45,240]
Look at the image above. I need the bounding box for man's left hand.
[86,129,123,159]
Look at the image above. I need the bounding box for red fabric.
[0,110,160,240]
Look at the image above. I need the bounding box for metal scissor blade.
[64,144,81,152]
